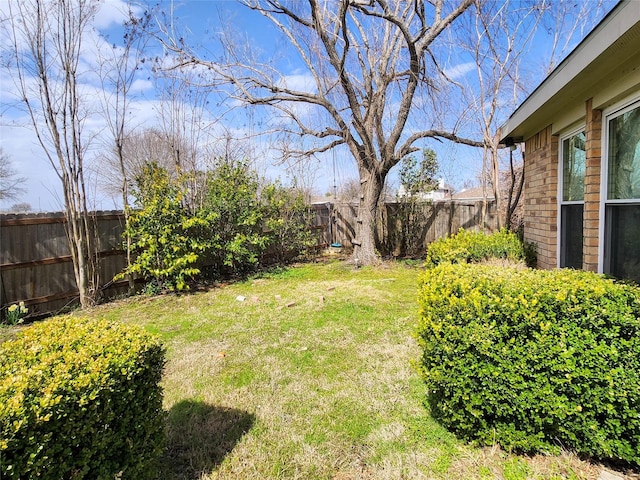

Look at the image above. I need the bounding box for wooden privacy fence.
[329,200,497,252]
[0,200,495,318]
[0,207,331,318]
[0,211,129,319]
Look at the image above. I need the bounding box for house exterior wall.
[524,101,603,272]
[523,126,558,269]
[502,1,640,279]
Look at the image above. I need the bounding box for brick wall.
[583,98,602,272]
[523,126,558,269]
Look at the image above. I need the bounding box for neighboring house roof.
[311,195,336,204]
[500,0,640,143]
[397,178,454,200]
[451,187,495,201]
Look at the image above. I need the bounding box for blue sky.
[0,0,322,211]
[0,0,616,212]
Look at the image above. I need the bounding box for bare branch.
[157,0,482,263]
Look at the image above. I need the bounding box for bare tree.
[200,127,251,167]
[458,0,543,229]
[337,177,363,203]
[4,0,100,306]
[95,3,152,290]
[283,154,321,203]
[163,0,482,264]
[541,0,610,76]
[153,68,215,209]
[9,202,33,213]
[96,5,151,207]
[450,0,610,230]
[0,149,26,202]
[97,127,183,197]
[504,148,524,231]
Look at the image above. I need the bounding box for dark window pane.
[561,204,583,269]
[605,204,640,284]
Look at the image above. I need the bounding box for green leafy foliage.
[119,160,320,289]
[200,161,268,277]
[399,149,438,198]
[415,263,640,465]
[262,182,317,263]
[120,163,212,290]
[0,316,165,479]
[425,228,533,267]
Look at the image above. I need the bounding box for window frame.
[557,126,586,269]
[598,95,640,275]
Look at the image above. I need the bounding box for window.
[603,101,640,283]
[559,130,585,269]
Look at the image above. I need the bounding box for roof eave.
[500,0,640,143]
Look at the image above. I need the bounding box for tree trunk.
[491,146,502,230]
[117,141,135,293]
[505,148,524,231]
[352,171,383,265]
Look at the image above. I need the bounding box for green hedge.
[0,317,166,479]
[416,263,640,464]
[425,228,533,267]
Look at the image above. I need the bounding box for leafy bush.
[425,228,532,267]
[118,160,320,288]
[262,182,317,263]
[0,317,165,479]
[200,161,268,277]
[121,162,212,290]
[416,263,640,465]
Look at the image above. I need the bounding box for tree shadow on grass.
[156,399,255,480]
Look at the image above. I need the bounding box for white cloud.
[0,123,64,212]
[444,62,476,80]
[278,73,317,94]
[130,78,154,94]
[0,2,328,212]
[92,0,144,30]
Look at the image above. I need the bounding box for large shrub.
[201,161,269,277]
[119,160,320,288]
[262,182,317,263]
[0,317,165,479]
[425,228,533,267]
[121,162,212,290]
[416,263,640,465]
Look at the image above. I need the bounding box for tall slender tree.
[96,3,152,291]
[456,0,610,229]
[4,0,100,306]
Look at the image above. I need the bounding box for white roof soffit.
[500,0,640,143]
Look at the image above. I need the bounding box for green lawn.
[3,260,604,479]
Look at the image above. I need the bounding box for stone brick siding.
[583,98,602,272]
[523,126,559,270]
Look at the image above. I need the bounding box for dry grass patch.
[449,446,606,480]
